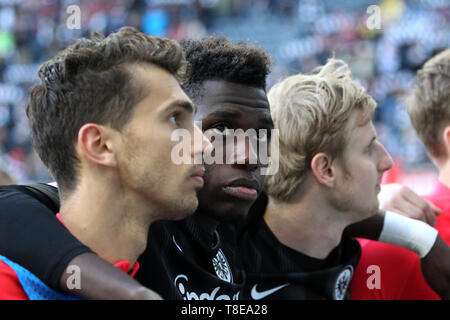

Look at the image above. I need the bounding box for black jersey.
[137,218,245,300]
[239,218,361,300]
[0,184,360,300]
[0,184,245,300]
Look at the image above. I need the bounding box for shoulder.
[0,184,46,204]
[0,185,30,200]
[0,184,55,215]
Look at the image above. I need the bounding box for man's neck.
[438,160,450,188]
[59,177,156,267]
[191,211,220,237]
[264,192,354,260]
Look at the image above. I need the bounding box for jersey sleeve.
[351,239,439,300]
[0,187,92,290]
[0,260,28,300]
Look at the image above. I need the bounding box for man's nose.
[231,133,259,171]
[378,142,394,173]
[191,124,211,160]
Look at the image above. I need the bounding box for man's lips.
[190,167,205,187]
[223,186,258,201]
[222,178,260,201]
[376,178,382,193]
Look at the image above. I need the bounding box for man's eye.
[169,114,179,125]
[211,123,232,133]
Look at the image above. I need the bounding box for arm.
[345,210,450,299]
[345,182,442,239]
[420,237,450,300]
[378,183,441,226]
[343,210,385,240]
[0,186,161,299]
[61,253,162,300]
[345,181,442,238]
[0,186,91,288]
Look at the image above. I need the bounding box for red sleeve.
[0,260,29,300]
[351,239,440,300]
[435,213,450,245]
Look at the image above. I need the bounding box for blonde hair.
[406,49,450,158]
[265,58,376,202]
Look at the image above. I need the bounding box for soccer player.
[133,37,275,299]
[239,58,448,300]
[406,49,450,244]
[0,36,274,300]
[352,49,450,299]
[0,27,209,299]
[0,38,448,300]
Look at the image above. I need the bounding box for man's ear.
[77,123,117,168]
[442,126,450,156]
[310,152,335,187]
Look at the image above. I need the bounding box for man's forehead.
[198,80,269,110]
[127,63,193,115]
[349,120,376,143]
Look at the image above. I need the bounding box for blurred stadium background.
[0,0,448,193]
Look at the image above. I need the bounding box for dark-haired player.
[134,37,275,299]
[0,37,448,300]
[0,27,208,299]
[0,36,274,299]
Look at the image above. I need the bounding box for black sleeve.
[0,186,92,289]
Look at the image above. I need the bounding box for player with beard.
[0,37,273,300]
[0,27,209,299]
[0,38,448,300]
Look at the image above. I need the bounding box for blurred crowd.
[0,0,448,184]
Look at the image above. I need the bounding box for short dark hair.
[26,26,187,195]
[180,36,273,102]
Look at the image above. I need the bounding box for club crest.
[212,249,233,283]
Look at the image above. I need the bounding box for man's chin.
[363,203,380,219]
[215,205,251,223]
[197,192,254,219]
[166,195,199,220]
[183,196,199,217]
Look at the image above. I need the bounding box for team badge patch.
[212,249,233,283]
[334,265,354,300]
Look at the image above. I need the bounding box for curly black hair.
[180,36,273,102]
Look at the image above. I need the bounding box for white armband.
[379,211,439,258]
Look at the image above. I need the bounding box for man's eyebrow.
[166,99,196,114]
[206,109,242,119]
[205,110,273,127]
